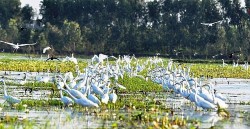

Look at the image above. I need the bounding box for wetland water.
[1,71,250,128]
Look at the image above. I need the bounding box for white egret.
[56,75,85,99]
[62,88,98,107]
[91,79,104,96]
[62,53,78,64]
[115,82,126,90]
[194,90,216,110]
[101,92,109,104]
[43,46,51,53]
[212,90,228,109]
[222,59,228,67]
[85,77,101,105]
[0,40,37,52]
[198,86,214,103]
[99,54,108,62]
[91,55,99,64]
[74,80,86,90]
[59,88,74,107]
[87,93,101,105]
[214,89,227,101]
[0,79,21,105]
[109,89,118,103]
[68,77,77,89]
[101,81,111,104]
[64,72,74,82]
[19,73,28,85]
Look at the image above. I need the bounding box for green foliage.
[0,59,88,73]
[0,0,21,27]
[0,0,249,56]
[119,74,162,92]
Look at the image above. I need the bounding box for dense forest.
[0,0,250,60]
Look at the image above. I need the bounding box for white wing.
[109,56,117,60]
[91,55,99,63]
[0,40,15,46]
[18,42,37,47]
[116,83,126,89]
[214,20,224,24]
[201,23,208,25]
[201,20,223,26]
[99,54,108,61]
[201,23,213,26]
[43,47,51,53]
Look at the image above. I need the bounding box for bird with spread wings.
[43,46,51,53]
[0,40,37,52]
[201,20,224,26]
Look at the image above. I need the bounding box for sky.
[239,0,246,8]
[20,0,42,18]
[20,0,42,13]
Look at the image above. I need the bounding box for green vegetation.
[0,0,250,58]
[0,58,249,78]
[0,57,241,128]
[0,59,88,73]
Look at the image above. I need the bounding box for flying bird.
[201,20,223,26]
[43,46,51,53]
[0,40,37,52]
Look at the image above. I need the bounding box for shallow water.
[211,78,250,104]
[1,73,250,128]
[1,108,108,129]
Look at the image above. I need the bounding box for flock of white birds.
[0,53,228,111]
[149,59,228,110]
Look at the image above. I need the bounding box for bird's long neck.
[2,81,8,96]
[86,77,91,95]
[194,91,198,103]
[83,72,89,85]
[62,89,77,101]
[64,82,71,90]
[24,73,27,81]
[58,75,70,90]
[60,90,63,98]
[105,82,110,94]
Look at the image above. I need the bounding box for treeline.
[0,0,250,60]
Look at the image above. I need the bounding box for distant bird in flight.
[0,40,37,52]
[201,20,223,26]
[43,46,51,53]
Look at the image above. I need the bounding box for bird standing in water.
[0,79,21,106]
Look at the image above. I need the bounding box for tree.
[44,23,64,53]
[21,5,34,22]
[37,32,49,53]
[0,0,21,27]
[6,18,19,43]
[62,20,83,53]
